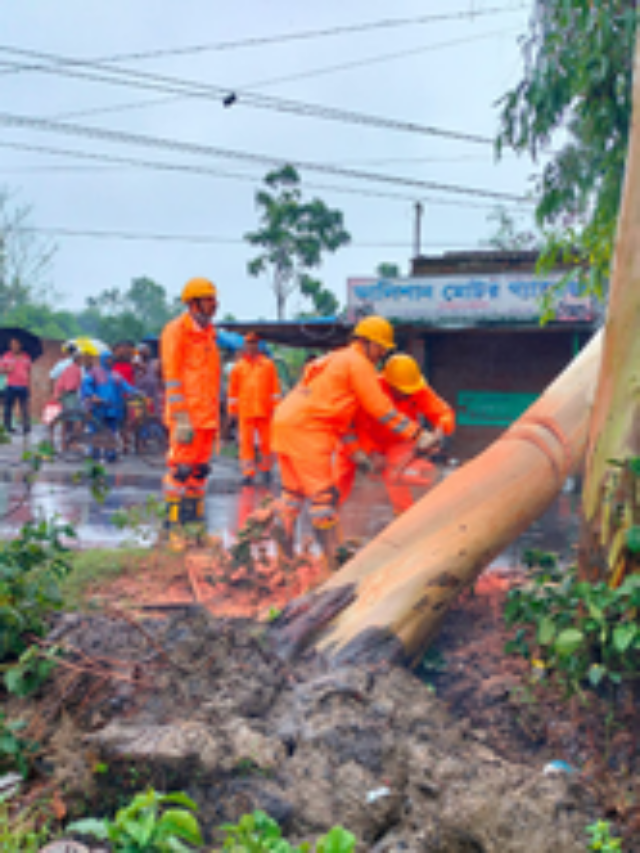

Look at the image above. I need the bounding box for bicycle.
[49,399,167,466]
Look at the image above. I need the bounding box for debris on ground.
[11,608,602,852]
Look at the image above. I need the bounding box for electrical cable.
[25,6,527,66]
[0,43,497,145]
[0,112,531,203]
[0,139,522,208]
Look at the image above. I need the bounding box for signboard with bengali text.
[347,273,597,326]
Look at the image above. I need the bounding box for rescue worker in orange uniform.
[161,277,220,538]
[227,333,281,486]
[271,316,439,569]
[336,353,455,515]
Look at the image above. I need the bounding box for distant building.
[347,250,600,460]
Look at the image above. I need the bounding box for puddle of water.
[0,461,582,568]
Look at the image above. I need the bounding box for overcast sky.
[1,1,538,320]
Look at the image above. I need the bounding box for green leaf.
[316,826,357,853]
[588,664,606,687]
[158,791,198,811]
[613,623,638,654]
[537,616,556,646]
[554,628,585,657]
[66,818,110,840]
[625,526,640,555]
[121,809,156,846]
[156,809,203,846]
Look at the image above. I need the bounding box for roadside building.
[347,250,600,460]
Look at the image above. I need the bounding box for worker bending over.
[271,316,438,570]
[336,353,455,515]
[227,333,281,485]
[161,278,220,540]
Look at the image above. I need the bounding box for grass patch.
[62,547,148,609]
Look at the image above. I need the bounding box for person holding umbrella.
[0,337,32,435]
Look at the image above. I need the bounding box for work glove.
[352,449,374,474]
[174,410,194,445]
[415,429,441,455]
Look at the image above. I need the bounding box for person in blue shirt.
[81,350,142,462]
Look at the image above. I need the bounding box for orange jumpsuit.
[161,312,220,503]
[271,342,421,533]
[227,353,281,479]
[336,377,455,514]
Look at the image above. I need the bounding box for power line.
[0,140,498,208]
[0,112,529,203]
[0,139,522,211]
[0,43,496,145]
[14,224,479,250]
[0,6,527,72]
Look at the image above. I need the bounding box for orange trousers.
[335,443,438,515]
[238,416,273,477]
[278,452,339,533]
[163,427,216,500]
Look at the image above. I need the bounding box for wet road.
[0,430,581,565]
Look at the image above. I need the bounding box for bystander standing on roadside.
[0,337,32,435]
[53,349,84,411]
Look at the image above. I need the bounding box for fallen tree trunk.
[272,330,602,666]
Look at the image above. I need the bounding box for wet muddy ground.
[0,429,582,568]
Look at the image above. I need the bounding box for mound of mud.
[31,609,597,852]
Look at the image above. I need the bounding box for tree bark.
[272,331,601,666]
[578,31,640,586]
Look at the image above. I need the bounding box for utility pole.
[413,201,423,258]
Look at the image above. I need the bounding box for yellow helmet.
[383,354,426,395]
[80,343,99,357]
[181,277,217,303]
[353,315,395,350]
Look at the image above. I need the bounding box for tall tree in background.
[497,1,638,296]
[376,262,401,278]
[0,188,56,316]
[245,165,351,319]
[78,277,179,343]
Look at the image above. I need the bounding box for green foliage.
[0,799,49,852]
[3,644,60,697]
[0,518,75,662]
[218,810,355,853]
[375,262,401,278]
[245,165,350,319]
[77,276,180,344]
[504,563,640,699]
[586,819,623,851]
[0,714,39,778]
[497,1,639,301]
[111,495,166,543]
[68,788,203,852]
[297,275,339,318]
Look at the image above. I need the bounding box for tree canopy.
[77,277,180,344]
[245,165,351,319]
[497,1,639,295]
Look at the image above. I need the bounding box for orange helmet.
[181,277,217,303]
[383,354,426,395]
[353,315,395,350]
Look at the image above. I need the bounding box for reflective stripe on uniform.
[379,410,396,425]
[165,379,182,389]
[168,393,185,404]
[391,415,412,434]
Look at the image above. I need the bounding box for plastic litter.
[366,786,391,803]
[0,771,22,799]
[543,760,575,775]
